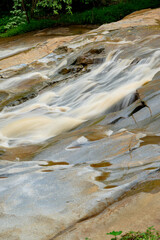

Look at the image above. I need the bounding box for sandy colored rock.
[98,8,160,32]
[0,25,97,70]
[53,190,160,240]
[0,36,75,70]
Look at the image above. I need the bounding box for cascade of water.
[0,41,159,147]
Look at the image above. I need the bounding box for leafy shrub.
[5,0,27,30]
[0,0,159,37]
[85,226,160,240]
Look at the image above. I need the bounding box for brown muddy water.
[0,25,99,69]
[0,17,160,240]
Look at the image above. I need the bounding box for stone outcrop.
[0,8,160,240]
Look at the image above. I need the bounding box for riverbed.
[0,9,160,240]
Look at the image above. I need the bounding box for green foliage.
[107,230,123,240]
[0,0,160,37]
[35,0,72,15]
[0,16,10,33]
[0,18,56,37]
[119,226,160,240]
[85,227,160,240]
[57,0,160,25]
[5,0,27,30]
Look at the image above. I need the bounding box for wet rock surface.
[0,8,160,240]
[54,176,160,240]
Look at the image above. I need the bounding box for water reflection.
[41,169,54,172]
[140,135,160,146]
[39,161,69,167]
[95,172,110,181]
[91,161,112,168]
[104,185,117,189]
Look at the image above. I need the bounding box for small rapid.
[0,39,160,147]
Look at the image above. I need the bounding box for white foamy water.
[0,37,160,147]
[0,116,83,146]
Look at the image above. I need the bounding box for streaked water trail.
[0,45,159,147]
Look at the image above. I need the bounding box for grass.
[0,0,160,37]
[85,226,160,240]
[0,18,57,37]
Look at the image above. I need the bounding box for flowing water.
[0,24,160,239]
